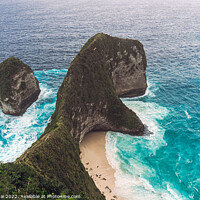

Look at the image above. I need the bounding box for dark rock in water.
[14,33,147,199]
[0,57,40,115]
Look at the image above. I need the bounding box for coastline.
[80,131,122,200]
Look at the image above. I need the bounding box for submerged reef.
[0,33,147,199]
[0,57,40,116]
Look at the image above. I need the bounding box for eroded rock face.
[110,44,147,97]
[0,57,40,115]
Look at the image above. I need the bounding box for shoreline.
[80,131,120,200]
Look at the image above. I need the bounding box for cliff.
[51,33,146,142]
[0,57,40,116]
[0,33,147,199]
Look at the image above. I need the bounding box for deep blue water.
[0,0,200,199]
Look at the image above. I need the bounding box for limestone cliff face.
[109,41,147,97]
[16,33,147,199]
[0,57,40,116]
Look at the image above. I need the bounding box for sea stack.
[0,57,40,116]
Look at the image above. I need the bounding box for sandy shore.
[80,131,121,200]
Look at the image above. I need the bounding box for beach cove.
[80,131,121,200]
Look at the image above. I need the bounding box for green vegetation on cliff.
[0,163,64,196]
[16,123,103,199]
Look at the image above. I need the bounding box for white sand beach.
[80,131,124,200]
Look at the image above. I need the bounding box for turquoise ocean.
[0,0,200,199]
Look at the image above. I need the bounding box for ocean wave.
[105,82,190,200]
[122,80,156,101]
[123,100,169,153]
[106,132,160,199]
[0,86,54,162]
[184,110,192,119]
[106,131,188,200]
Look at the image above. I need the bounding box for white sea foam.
[184,110,192,119]
[0,108,40,162]
[39,85,54,100]
[123,100,169,153]
[122,80,156,101]
[139,80,156,98]
[161,184,187,200]
[0,85,55,163]
[106,132,187,200]
[105,83,188,200]
[133,80,152,99]
[106,133,161,199]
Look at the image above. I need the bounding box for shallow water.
[0,0,200,199]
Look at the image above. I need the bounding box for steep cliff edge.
[106,34,147,97]
[0,57,40,115]
[2,33,147,199]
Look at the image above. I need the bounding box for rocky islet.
[0,57,40,116]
